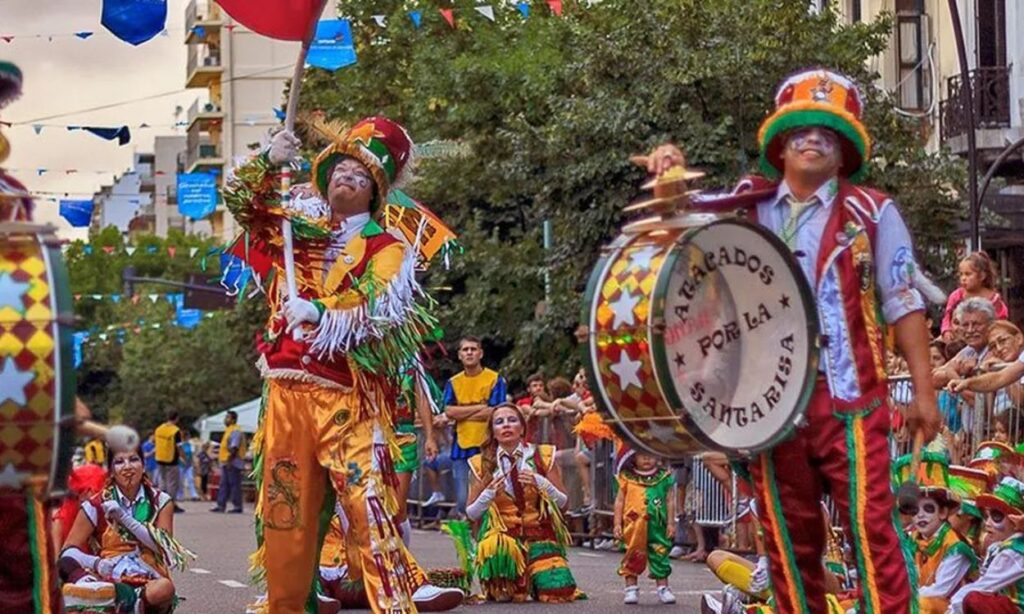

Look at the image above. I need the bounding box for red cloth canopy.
[215,0,323,41]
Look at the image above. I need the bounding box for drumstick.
[76,420,141,454]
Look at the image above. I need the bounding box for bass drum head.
[651,219,819,454]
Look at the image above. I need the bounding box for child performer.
[949,477,1024,613]
[613,447,676,605]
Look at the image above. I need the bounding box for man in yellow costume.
[223,117,462,613]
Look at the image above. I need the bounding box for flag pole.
[280,0,328,303]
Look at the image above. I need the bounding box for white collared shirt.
[322,212,370,282]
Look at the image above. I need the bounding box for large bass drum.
[583,215,819,459]
[0,223,75,497]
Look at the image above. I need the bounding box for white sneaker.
[412,584,464,611]
[624,586,639,605]
[669,545,685,558]
[423,491,446,507]
[596,538,616,550]
[657,586,676,604]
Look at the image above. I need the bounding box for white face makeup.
[785,127,839,156]
[914,497,944,538]
[111,451,143,490]
[492,408,524,444]
[984,508,1011,540]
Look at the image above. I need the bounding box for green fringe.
[478,550,521,582]
[531,567,577,591]
[528,541,566,559]
[250,382,270,587]
[441,520,477,587]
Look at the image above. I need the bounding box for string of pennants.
[72,244,206,259]
[73,311,218,367]
[73,292,185,304]
[2,1,565,44]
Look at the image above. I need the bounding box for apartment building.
[184,0,303,242]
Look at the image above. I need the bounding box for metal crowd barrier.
[401,371,1024,545]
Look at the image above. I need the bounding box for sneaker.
[721,585,745,614]
[209,506,225,513]
[657,586,676,604]
[62,580,116,609]
[700,594,724,614]
[581,540,594,548]
[596,539,617,551]
[423,491,446,507]
[411,584,464,611]
[623,586,639,605]
[669,545,685,559]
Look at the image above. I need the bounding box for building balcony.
[186,44,223,89]
[185,141,225,174]
[939,67,1023,161]
[185,0,223,45]
[186,98,225,131]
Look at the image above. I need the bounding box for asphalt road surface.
[171,500,722,612]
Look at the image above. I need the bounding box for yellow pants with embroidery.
[259,379,421,613]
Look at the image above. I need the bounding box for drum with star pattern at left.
[0,223,75,497]
[583,216,819,459]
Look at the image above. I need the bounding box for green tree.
[298,0,964,385]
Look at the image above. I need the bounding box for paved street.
[172,500,723,612]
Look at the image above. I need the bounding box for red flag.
[547,0,563,16]
[167,246,177,258]
[215,0,323,41]
[440,9,455,28]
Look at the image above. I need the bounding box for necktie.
[781,195,817,249]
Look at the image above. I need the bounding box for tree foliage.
[298,0,964,385]
[67,227,265,433]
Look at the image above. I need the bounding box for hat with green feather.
[893,450,958,507]
[310,116,414,214]
[757,68,871,182]
[977,476,1024,517]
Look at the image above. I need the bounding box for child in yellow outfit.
[613,448,676,605]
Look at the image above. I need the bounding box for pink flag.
[215,0,323,41]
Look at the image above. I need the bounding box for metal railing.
[940,66,1011,141]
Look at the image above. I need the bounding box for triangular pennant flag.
[440,9,455,28]
[36,168,46,175]
[1,36,13,43]
[475,5,495,21]
[101,246,115,254]
[125,246,136,256]
[189,247,199,258]
[110,294,121,303]
[547,0,563,16]
[148,294,160,303]
[517,2,529,18]
[91,294,103,300]
[32,124,42,134]
[83,245,93,254]
[131,294,141,305]
[74,32,94,39]
[74,294,82,301]
[167,246,177,258]
[372,15,386,28]
[408,10,422,28]
[101,0,168,46]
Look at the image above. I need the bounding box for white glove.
[268,130,301,165]
[534,474,568,508]
[101,499,126,522]
[466,487,497,521]
[283,297,321,333]
[749,555,770,593]
[95,557,116,579]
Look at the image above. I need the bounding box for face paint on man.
[914,496,947,539]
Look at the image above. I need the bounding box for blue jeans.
[217,464,243,511]
[452,457,472,515]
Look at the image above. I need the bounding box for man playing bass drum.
[647,68,939,613]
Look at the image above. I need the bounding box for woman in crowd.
[466,403,584,603]
[59,445,192,613]
[941,251,1008,341]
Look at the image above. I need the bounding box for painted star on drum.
[610,352,644,391]
[0,271,30,313]
[0,355,35,406]
[609,289,641,328]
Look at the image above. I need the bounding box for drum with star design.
[0,223,75,497]
[583,216,819,458]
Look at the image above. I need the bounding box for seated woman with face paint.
[948,476,1024,614]
[893,452,978,614]
[466,403,584,603]
[58,446,193,613]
